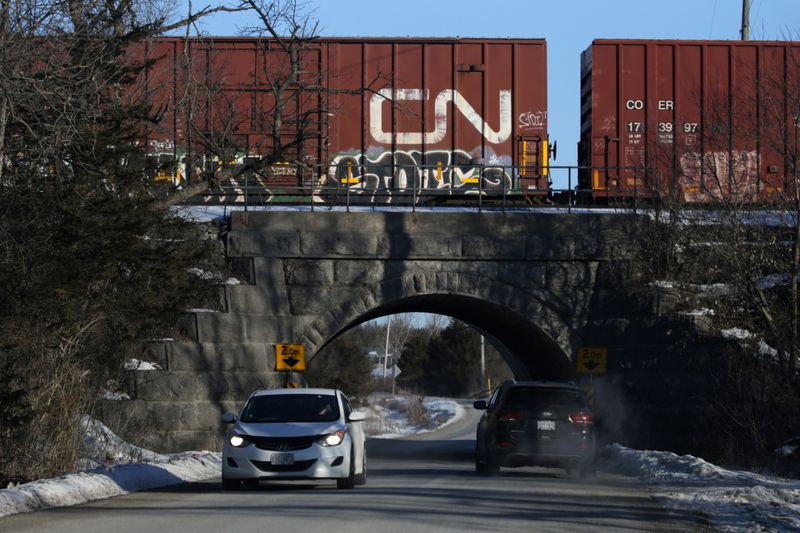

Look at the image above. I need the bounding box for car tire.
[337,447,356,489]
[475,447,486,474]
[354,451,367,486]
[485,450,500,476]
[222,477,241,491]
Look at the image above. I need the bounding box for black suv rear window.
[503,388,586,410]
[240,394,340,423]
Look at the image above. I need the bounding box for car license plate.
[537,420,556,431]
[271,453,294,466]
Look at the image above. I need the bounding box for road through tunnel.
[310,294,574,382]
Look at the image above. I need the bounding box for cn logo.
[370,88,512,145]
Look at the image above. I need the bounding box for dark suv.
[474,380,596,477]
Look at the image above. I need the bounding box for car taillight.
[498,411,521,423]
[569,412,594,425]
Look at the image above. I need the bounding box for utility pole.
[383,317,391,381]
[391,357,397,396]
[480,335,486,391]
[741,0,750,40]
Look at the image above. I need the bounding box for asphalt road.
[0,401,706,532]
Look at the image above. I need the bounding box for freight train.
[580,39,799,204]
[136,36,798,205]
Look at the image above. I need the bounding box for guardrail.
[181,164,658,214]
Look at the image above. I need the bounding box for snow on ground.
[123,359,162,371]
[357,397,464,439]
[100,390,131,400]
[721,328,754,340]
[0,417,221,519]
[0,397,462,519]
[604,444,800,532]
[683,308,715,317]
[8,401,799,531]
[170,204,648,223]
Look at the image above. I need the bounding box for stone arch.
[300,270,575,380]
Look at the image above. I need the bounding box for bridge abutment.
[101,210,717,453]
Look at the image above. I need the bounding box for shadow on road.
[366,438,474,462]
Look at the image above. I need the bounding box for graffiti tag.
[518,111,546,130]
[370,89,512,145]
[323,149,513,203]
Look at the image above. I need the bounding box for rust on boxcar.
[579,39,800,203]
[135,37,549,201]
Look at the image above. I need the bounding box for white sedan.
[221,388,367,490]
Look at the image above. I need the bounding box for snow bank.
[0,418,221,519]
[605,444,800,532]
[357,397,464,439]
[0,453,221,519]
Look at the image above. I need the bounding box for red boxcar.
[579,39,800,203]
[137,37,549,200]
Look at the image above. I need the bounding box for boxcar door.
[591,135,619,193]
[517,135,548,195]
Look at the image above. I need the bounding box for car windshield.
[240,394,340,423]
[503,388,586,410]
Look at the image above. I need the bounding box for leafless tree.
[628,38,800,463]
[0,0,238,484]
[236,0,323,165]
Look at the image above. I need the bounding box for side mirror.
[348,411,366,423]
[221,412,236,424]
[473,400,487,410]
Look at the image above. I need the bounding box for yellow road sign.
[285,382,301,389]
[275,343,306,371]
[576,346,607,374]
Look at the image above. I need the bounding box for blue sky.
[182,0,799,188]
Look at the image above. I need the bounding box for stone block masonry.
[97,210,716,454]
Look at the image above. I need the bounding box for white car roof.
[250,388,340,397]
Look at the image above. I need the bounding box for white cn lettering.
[658,100,674,110]
[370,88,512,145]
[626,99,644,110]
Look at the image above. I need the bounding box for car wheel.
[241,478,259,490]
[485,450,500,476]
[475,447,486,474]
[337,447,356,489]
[222,477,241,491]
[354,451,367,486]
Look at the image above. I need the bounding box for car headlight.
[229,433,247,447]
[318,429,347,447]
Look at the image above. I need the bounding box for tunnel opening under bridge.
[308,293,574,384]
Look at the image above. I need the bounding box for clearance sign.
[576,347,607,375]
[274,344,306,372]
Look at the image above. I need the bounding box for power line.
[753,0,764,38]
[709,0,718,38]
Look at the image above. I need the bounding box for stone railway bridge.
[100,210,716,453]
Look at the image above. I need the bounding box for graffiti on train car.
[679,150,761,200]
[145,154,259,189]
[321,149,513,201]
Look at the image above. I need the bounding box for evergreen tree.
[305,335,374,405]
[397,333,431,390]
[0,1,229,484]
[424,320,482,396]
